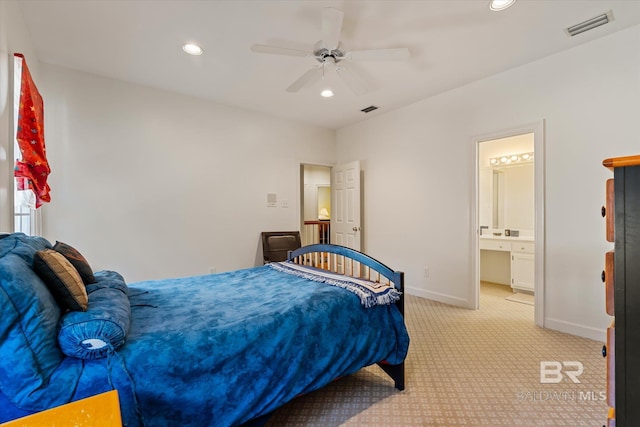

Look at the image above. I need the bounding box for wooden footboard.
[288,244,406,391]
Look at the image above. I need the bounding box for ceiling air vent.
[565,11,613,37]
[361,105,379,113]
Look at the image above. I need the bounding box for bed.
[0,233,409,426]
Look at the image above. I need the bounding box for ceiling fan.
[250,7,410,95]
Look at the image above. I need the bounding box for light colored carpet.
[506,292,535,306]
[267,282,607,426]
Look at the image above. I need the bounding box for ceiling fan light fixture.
[250,7,410,96]
[182,43,204,56]
[489,0,516,11]
[320,89,334,98]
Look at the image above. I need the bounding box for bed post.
[396,271,404,316]
[377,362,405,391]
[377,270,405,391]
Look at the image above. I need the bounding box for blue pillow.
[58,271,131,359]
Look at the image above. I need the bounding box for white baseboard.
[404,289,607,342]
[405,286,471,309]
[544,318,606,342]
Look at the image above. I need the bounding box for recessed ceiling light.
[182,43,204,56]
[489,0,516,11]
[320,89,334,98]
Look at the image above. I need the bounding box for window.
[13,186,35,234]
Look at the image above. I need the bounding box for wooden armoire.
[602,155,640,427]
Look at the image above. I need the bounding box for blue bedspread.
[88,264,408,426]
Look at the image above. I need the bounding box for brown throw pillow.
[53,241,96,285]
[33,249,88,311]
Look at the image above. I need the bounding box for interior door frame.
[299,162,334,244]
[472,119,545,328]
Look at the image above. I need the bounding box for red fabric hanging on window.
[14,53,51,208]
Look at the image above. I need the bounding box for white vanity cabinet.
[510,242,535,292]
[479,239,511,252]
[480,238,535,292]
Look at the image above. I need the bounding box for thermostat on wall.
[267,193,277,207]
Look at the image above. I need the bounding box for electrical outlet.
[209,267,216,274]
[281,199,289,208]
[423,267,429,278]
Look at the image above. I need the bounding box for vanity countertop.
[480,235,534,242]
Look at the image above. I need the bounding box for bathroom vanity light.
[490,152,533,166]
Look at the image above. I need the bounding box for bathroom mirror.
[492,170,505,229]
[486,163,534,231]
[478,133,535,234]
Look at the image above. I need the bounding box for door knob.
[352,226,361,232]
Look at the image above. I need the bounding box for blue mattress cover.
[1,262,409,426]
[120,264,409,426]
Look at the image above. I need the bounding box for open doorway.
[479,134,535,316]
[474,121,545,327]
[300,164,331,246]
[300,160,363,251]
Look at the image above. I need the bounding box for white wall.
[0,0,40,232]
[40,64,336,282]
[337,25,640,341]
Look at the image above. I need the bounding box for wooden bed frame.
[288,243,406,391]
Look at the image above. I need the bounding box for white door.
[331,160,361,251]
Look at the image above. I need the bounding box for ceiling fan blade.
[321,8,344,51]
[250,44,311,58]
[346,48,410,61]
[286,67,322,93]
[335,64,368,96]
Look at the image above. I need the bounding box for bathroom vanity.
[480,235,535,293]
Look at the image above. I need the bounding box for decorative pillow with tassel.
[58,271,131,360]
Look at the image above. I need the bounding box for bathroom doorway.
[474,121,545,327]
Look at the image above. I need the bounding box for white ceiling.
[17,0,640,130]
